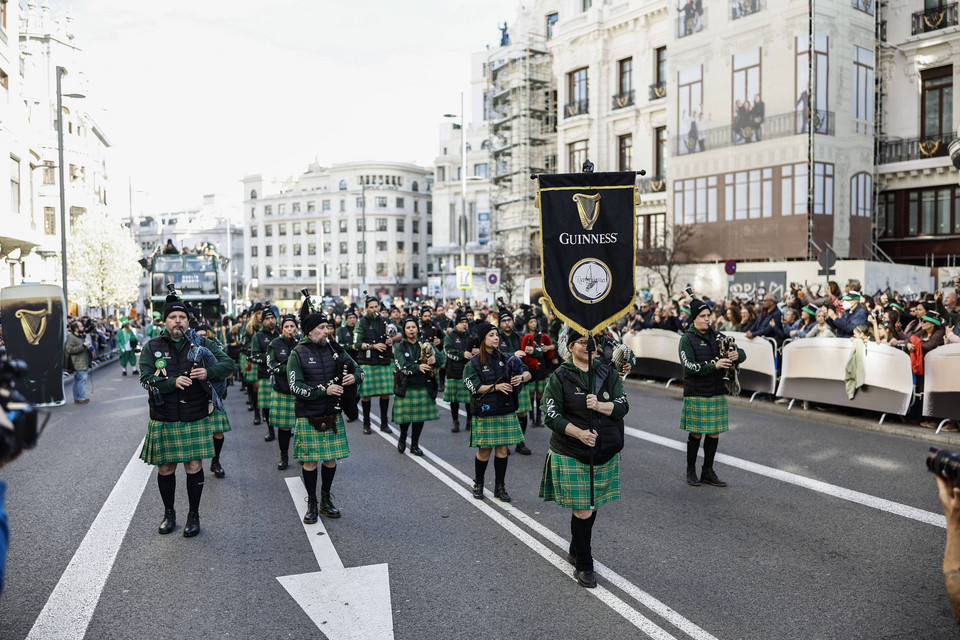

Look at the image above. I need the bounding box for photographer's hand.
[938,475,960,624]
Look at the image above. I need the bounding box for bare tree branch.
[636,223,696,296]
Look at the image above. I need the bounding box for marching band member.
[250,304,281,442]
[443,310,477,432]
[392,316,440,455]
[498,309,535,455]
[353,295,397,434]
[266,314,301,471]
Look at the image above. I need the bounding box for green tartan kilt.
[392,386,440,423]
[470,413,523,448]
[240,354,257,384]
[679,395,729,434]
[271,392,298,430]
[140,414,216,465]
[258,382,278,413]
[209,408,232,434]
[293,415,349,462]
[442,378,471,403]
[530,378,548,395]
[539,450,620,509]
[516,387,532,414]
[359,363,394,398]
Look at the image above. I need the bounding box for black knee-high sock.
[475,457,489,484]
[411,422,424,447]
[465,404,472,424]
[158,473,176,509]
[362,400,372,424]
[186,470,204,514]
[518,414,527,435]
[379,397,390,425]
[320,464,336,494]
[399,423,409,443]
[212,436,224,459]
[571,511,597,571]
[702,436,719,468]
[278,428,291,454]
[450,402,460,421]
[302,467,318,500]
[686,433,702,467]
[493,455,508,485]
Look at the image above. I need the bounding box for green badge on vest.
[155,358,167,369]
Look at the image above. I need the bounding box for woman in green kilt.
[539,328,629,589]
[287,297,362,523]
[392,317,440,455]
[442,311,477,432]
[463,322,531,502]
[679,298,745,487]
[266,314,301,470]
[520,314,556,427]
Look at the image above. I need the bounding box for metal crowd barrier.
[924,344,960,433]
[776,338,915,420]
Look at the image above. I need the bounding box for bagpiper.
[250,304,281,442]
[353,294,397,434]
[442,308,477,432]
[266,314,301,470]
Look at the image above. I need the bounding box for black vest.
[445,331,473,379]
[469,352,517,416]
[356,315,391,366]
[682,329,727,397]
[548,365,624,465]
[255,328,280,379]
[338,325,358,357]
[147,335,211,423]
[292,341,344,418]
[499,331,521,356]
[270,336,298,395]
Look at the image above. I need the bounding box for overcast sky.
[62,0,519,216]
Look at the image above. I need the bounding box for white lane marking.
[372,415,703,640]
[283,476,344,570]
[440,395,945,528]
[27,439,153,640]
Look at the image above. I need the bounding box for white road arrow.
[277,476,394,640]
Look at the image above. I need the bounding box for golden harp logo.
[15,308,50,345]
[572,193,601,230]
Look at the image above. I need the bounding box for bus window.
[155,256,183,271]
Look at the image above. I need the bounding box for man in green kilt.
[498,309,535,455]
[139,294,236,537]
[251,304,280,441]
[464,322,531,502]
[353,295,397,434]
[443,311,477,432]
[267,314,301,470]
[393,316,440,455]
[539,328,628,589]
[197,323,231,479]
[679,298,745,487]
[288,300,362,523]
[116,317,138,376]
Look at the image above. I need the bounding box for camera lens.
[927,447,960,482]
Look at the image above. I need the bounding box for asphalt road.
[0,362,957,639]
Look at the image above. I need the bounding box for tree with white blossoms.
[66,209,142,315]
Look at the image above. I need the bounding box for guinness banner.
[536,171,638,335]
[0,284,67,406]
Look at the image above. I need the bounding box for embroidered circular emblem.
[154,350,162,357]
[569,258,612,304]
[155,358,167,369]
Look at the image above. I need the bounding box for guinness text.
[558,232,619,245]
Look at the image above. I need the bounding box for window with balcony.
[913,1,958,35]
[614,58,634,109]
[732,48,762,145]
[568,139,588,172]
[565,68,588,117]
[921,66,953,155]
[677,65,703,155]
[650,47,667,100]
[678,1,705,37]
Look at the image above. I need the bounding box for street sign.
[456,266,472,290]
[486,268,500,292]
[817,249,837,270]
[724,260,737,276]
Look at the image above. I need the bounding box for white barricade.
[722,332,777,395]
[622,329,683,383]
[923,344,960,420]
[776,338,914,415]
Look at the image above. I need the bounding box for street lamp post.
[444,92,468,270]
[56,66,84,307]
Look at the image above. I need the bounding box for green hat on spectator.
[889,301,905,313]
[843,291,862,301]
[922,311,943,327]
[802,304,818,316]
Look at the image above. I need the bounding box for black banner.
[0,284,66,406]
[537,171,637,335]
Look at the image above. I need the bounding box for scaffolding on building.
[486,33,556,261]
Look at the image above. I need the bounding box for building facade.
[242,161,433,306]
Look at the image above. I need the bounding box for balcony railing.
[673,109,834,156]
[564,100,589,118]
[637,175,667,194]
[649,81,666,101]
[878,133,954,164]
[677,7,706,38]
[912,2,958,35]
[852,0,875,16]
[612,90,634,110]
[731,0,763,20]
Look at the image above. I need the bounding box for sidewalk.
[624,377,960,447]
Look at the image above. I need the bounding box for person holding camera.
[139,294,236,538]
[0,407,14,594]
[463,322,531,501]
[287,303,362,523]
[679,299,746,487]
[65,321,91,404]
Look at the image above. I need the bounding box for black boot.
[277,429,291,470]
[182,511,200,538]
[701,436,726,487]
[277,453,289,471]
[686,433,702,486]
[158,508,176,535]
[253,408,262,425]
[210,457,225,478]
[451,420,460,433]
[303,499,319,524]
[362,400,372,434]
[493,484,511,502]
[493,456,509,501]
[700,467,726,487]
[320,492,341,518]
[379,397,391,432]
[451,402,460,433]
[264,423,276,442]
[571,512,597,588]
[473,457,488,499]
[686,466,701,486]
[398,424,408,454]
[409,422,424,456]
[516,415,531,454]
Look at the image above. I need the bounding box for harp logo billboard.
[536,171,638,336]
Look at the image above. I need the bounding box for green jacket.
[394,339,429,388]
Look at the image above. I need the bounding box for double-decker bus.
[149,253,224,320]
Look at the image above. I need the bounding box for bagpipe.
[711,332,741,395]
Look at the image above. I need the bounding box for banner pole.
[587,332,596,509]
